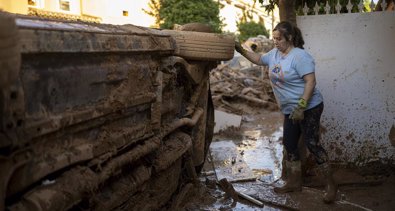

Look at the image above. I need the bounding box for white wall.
[44,0,81,14]
[81,0,104,17]
[297,12,395,164]
[100,0,155,26]
[79,0,155,26]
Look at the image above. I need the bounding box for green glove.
[289,98,307,123]
[235,41,247,56]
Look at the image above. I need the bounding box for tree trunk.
[278,0,296,25]
[375,0,395,11]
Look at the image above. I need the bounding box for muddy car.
[0,12,234,211]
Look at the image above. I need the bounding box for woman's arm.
[241,51,264,65]
[235,42,265,65]
[301,73,316,102]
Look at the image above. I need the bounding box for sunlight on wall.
[101,0,155,27]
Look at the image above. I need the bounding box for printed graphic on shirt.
[270,64,284,88]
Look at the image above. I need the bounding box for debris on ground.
[210,141,256,183]
[210,63,278,115]
[214,110,242,133]
[177,36,395,211]
[217,178,239,207]
[210,37,278,116]
[244,35,275,54]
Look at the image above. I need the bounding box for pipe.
[160,108,204,138]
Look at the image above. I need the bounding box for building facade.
[0,0,278,34]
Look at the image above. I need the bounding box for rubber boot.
[274,161,302,193]
[319,162,337,203]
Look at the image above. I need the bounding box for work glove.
[289,98,307,123]
[235,41,247,56]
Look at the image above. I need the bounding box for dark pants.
[283,103,328,164]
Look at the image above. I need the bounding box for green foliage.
[144,0,224,33]
[237,21,269,42]
[260,0,278,12]
[144,0,161,27]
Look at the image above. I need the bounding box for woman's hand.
[235,41,246,56]
[289,98,307,123]
[234,41,264,65]
[289,106,304,123]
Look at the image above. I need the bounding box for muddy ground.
[164,111,395,211]
[161,49,395,210]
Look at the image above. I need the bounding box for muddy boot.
[274,161,302,193]
[319,162,337,203]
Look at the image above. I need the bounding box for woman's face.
[273,30,291,53]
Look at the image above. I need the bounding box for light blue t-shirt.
[261,47,323,114]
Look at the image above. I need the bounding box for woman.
[235,21,337,203]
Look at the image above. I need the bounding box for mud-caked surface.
[166,112,395,211]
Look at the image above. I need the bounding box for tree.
[237,21,270,42]
[144,0,161,27]
[144,0,224,33]
[259,0,296,25]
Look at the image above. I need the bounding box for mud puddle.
[210,112,284,185]
[183,112,291,210]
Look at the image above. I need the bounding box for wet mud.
[168,112,395,211]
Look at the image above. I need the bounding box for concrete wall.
[297,12,395,164]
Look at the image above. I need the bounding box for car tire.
[163,29,235,61]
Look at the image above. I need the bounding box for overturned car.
[0,12,234,211]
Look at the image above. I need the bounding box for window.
[28,0,43,8]
[28,0,37,6]
[59,0,70,11]
[122,10,129,17]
